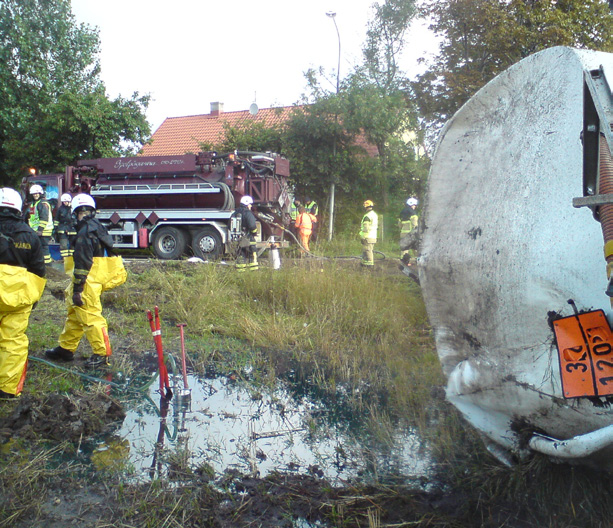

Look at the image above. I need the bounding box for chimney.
[210,102,224,116]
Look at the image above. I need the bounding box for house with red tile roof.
[139,102,298,157]
[139,101,388,159]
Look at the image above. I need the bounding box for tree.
[207,119,284,154]
[283,90,360,201]
[283,0,427,216]
[363,0,417,91]
[342,72,423,208]
[0,0,150,185]
[415,0,613,129]
[349,0,424,208]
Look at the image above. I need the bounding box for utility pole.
[326,11,340,242]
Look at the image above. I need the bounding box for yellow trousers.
[0,305,32,395]
[59,256,126,357]
[59,281,111,357]
[0,264,46,396]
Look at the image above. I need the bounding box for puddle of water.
[92,372,433,485]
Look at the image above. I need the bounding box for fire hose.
[256,214,386,261]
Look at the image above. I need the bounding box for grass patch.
[105,260,440,423]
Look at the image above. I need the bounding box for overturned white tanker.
[420,46,613,470]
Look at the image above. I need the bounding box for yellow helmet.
[363,200,374,208]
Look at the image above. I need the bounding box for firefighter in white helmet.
[359,200,378,267]
[399,197,419,262]
[230,195,259,271]
[45,194,126,368]
[26,184,54,264]
[0,187,46,398]
[53,193,76,259]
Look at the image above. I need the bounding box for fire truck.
[23,151,291,260]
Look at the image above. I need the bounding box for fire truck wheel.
[191,227,222,260]
[151,226,188,260]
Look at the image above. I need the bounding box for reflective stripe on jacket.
[400,214,418,234]
[54,205,77,234]
[359,210,378,240]
[305,201,318,215]
[28,200,53,236]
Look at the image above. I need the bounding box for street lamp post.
[326,11,340,241]
[326,11,340,93]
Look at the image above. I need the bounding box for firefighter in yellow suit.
[0,188,46,399]
[359,200,378,267]
[45,194,126,368]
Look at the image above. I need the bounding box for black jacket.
[0,214,46,277]
[72,216,114,292]
[399,204,417,221]
[54,204,76,234]
[232,204,258,236]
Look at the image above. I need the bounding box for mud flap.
[553,310,613,398]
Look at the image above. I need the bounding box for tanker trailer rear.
[419,46,613,471]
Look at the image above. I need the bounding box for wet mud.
[0,392,124,442]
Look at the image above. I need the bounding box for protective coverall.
[0,212,46,396]
[304,200,319,241]
[359,208,378,267]
[294,211,316,254]
[54,203,76,259]
[58,216,126,360]
[231,204,259,271]
[398,204,419,259]
[27,197,53,264]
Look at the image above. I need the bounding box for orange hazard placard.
[553,310,613,399]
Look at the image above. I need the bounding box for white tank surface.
[420,46,613,470]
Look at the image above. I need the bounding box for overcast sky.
[70,0,439,133]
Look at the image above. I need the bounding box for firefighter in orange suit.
[0,188,46,399]
[45,194,126,368]
[294,205,316,254]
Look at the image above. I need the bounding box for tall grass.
[109,259,441,420]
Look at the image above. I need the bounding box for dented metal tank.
[419,46,613,469]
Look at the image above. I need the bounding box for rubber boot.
[45,346,75,362]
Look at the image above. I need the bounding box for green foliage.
[212,117,285,154]
[282,92,362,197]
[415,0,613,128]
[203,0,428,218]
[0,0,150,184]
[363,0,418,91]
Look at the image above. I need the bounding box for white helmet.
[0,187,23,212]
[60,193,72,203]
[30,184,44,195]
[407,197,418,206]
[240,195,253,206]
[71,193,96,213]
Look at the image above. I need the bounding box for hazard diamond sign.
[554,310,613,399]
